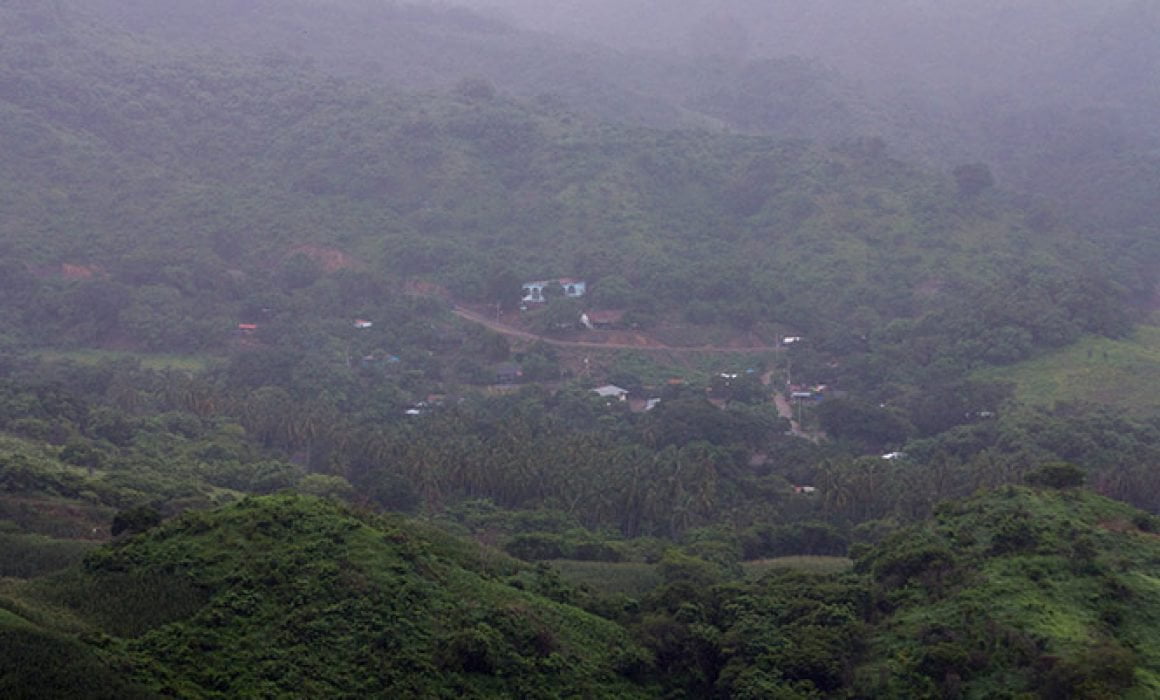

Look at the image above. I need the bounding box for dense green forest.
[7,485,1160,697]
[4,0,1160,696]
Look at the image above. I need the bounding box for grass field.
[975,326,1160,414]
[31,349,213,372]
[548,560,662,596]
[550,556,854,596]
[741,556,854,578]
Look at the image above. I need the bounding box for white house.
[592,384,629,401]
[522,278,587,304]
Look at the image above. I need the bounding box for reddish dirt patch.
[287,244,362,273]
[61,263,101,279]
[30,263,106,280]
[1,495,114,540]
[1098,519,1160,539]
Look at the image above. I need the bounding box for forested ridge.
[0,1,1131,371]
[4,0,1160,697]
[6,484,1160,697]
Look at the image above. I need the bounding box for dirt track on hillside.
[451,305,783,354]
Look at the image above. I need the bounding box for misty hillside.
[0,0,1133,389]
[61,0,916,144]
[51,0,1160,302]
[470,0,1160,275]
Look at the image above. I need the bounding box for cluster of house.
[520,277,629,330]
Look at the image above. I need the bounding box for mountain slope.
[856,485,1160,697]
[0,494,651,697]
[0,1,1129,380]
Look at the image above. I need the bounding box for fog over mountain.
[70,0,1159,246]
[454,0,1160,285]
[7,2,1160,697]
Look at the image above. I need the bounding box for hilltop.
[5,486,1160,696]
[856,483,1160,697]
[0,494,652,698]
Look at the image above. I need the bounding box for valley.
[3,0,1160,696]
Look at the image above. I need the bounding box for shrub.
[1025,462,1085,489]
[504,533,567,561]
[111,505,162,536]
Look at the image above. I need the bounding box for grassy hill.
[0,494,652,698]
[5,482,1160,696]
[976,325,1160,415]
[856,485,1160,697]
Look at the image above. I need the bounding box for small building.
[236,323,258,335]
[353,319,373,329]
[522,278,587,304]
[782,336,803,346]
[629,396,662,413]
[495,362,523,384]
[592,384,629,401]
[580,309,626,330]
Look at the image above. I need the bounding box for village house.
[591,384,629,401]
[628,397,662,413]
[579,309,626,330]
[521,278,587,304]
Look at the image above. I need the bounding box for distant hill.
[0,0,1131,390]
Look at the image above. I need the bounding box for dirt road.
[451,305,783,354]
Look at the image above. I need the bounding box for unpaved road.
[452,305,783,354]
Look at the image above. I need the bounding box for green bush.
[0,534,96,577]
[111,505,162,536]
[505,533,567,561]
[1026,462,1085,489]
